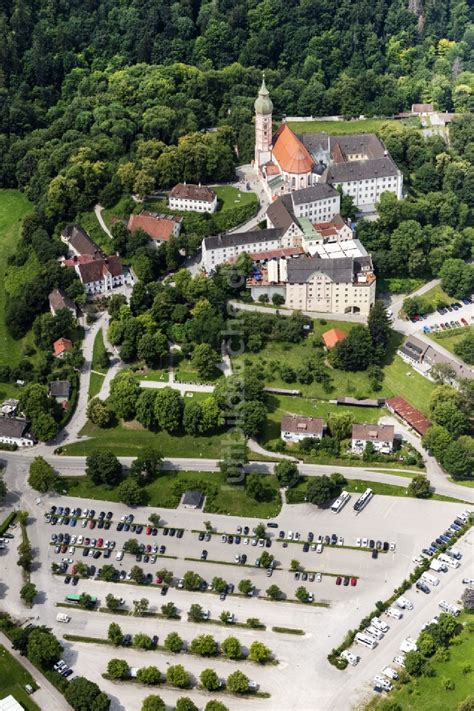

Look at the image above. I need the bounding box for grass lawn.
[60,469,282,518]
[376,276,426,296]
[288,477,464,503]
[4,251,41,297]
[287,118,395,135]
[61,419,232,458]
[0,645,40,711]
[234,328,436,415]
[101,196,134,229]
[175,366,223,384]
[427,325,472,359]
[140,368,168,382]
[212,185,258,211]
[88,371,105,400]
[0,189,34,366]
[91,329,109,374]
[368,614,474,711]
[421,284,457,308]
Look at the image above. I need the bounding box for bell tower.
[254,74,273,170]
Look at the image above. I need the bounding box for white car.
[316,572,322,582]
[288,531,294,540]
[68,546,75,554]
[243,538,249,545]
[362,538,368,547]
[462,578,474,585]
[82,508,89,517]
[115,551,124,561]
[248,681,259,691]
[390,542,396,551]
[258,539,265,547]
[70,535,77,544]
[307,592,314,602]
[393,655,405,667]
[126,571,132,580]
[251,539,257,546]
[77,536,83,545]
[235,555,240,562]
[316,543,322,554]
[338,536,344,546]
[177,579,184,589]
[356,537,361,546]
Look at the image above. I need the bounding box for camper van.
[430,559,448,573]
[396,596,414,610]
[340,650,359,666]
[400,637,417,653]
[366,625,384,641]
[421,572,439,586]
[371,617,389,633]
[56,612,70,623]
[386,606,403,620]
[439,553,460,569]
[355,633,377,649]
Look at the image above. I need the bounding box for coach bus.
[331,491,351,513]
[353,488,373,512]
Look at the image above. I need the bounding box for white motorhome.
[340,649,359,666]
[430,559,448,573]
[371,617,389,633]
[439,600,461,617]
[56,613,70,623]
[446,547,462,560]
[382,666,399,680]
[439,553,460,569]
[374,675,392,692]
[366,625,384,640]
[421,572,440,586]
[355,632,377,649]
[400,637,417,653]
[396,596,414,610]
[386,606,403,620]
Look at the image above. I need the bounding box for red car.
[84,538,90,546]
[97,538,104,548]
[146,526,152,535]
[461,318,468,326]
[89,520,96,529]
[336,576,342,585]
[350,577,357,587]
[155,576,162,584]
[146,544,152,552]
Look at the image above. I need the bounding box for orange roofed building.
[53,337,73,359]
[322,328,347,349]
[127,211,182,244]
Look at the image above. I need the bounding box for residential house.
[75,256,127,295]
[49,288,77,317]
[281,414,326,443]
[127,211,182,244]
[0,418,34,447]
[49,380,71,408]
[398,336,473,385]
[351,424,395,454]
[53,337,73,359]
[169,183,217,213]
[0,399,19,416]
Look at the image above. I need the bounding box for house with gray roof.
[0,418,34,447]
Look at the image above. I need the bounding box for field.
[421,284,457,308]
[287,118,396,135]
[0,645,40,711]
[234,327,436,415]
[61,419,231,458]
[369,615,474,711]
[0,189,34,366]
[61,469,281,518]
[88,371,105,400]
[427,325,472,359]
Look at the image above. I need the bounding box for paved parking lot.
[1,490,469,711]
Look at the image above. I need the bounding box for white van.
[439,600,461,617]
[56,613,70,623]
[355,632,377,649]
[386,606,403,620]
[439,553,460,569]
[396,596,414,610]
[421,572,439,586]
[366,625,384,640]
[371,617,389,633]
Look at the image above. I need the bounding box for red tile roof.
[322,328,347,349]
[77,256,123,284]
[53,337,73,356]
[127,212,180,242]
[386,396,431,436]
[272,124,314,174]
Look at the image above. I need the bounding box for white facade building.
[169,183,217,213]
[0,418,34,447]
[281,415,326,443]
[351,424,395,454]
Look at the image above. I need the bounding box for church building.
[253,77,403,211]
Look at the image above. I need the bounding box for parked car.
[336,576,342,585]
